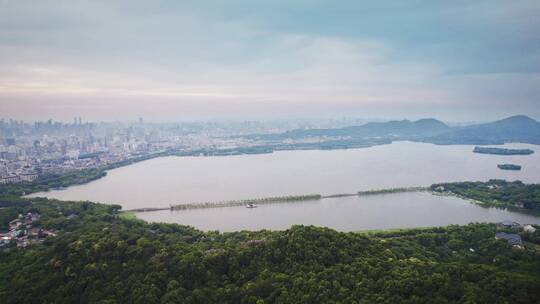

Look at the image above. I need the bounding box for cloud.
[0,0,539,121]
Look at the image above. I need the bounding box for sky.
[0,0,539,122]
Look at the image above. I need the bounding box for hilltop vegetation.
[1,198,540,303]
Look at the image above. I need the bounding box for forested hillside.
[1,198,539,303]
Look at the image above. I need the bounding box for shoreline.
[431,190,540,217]
[11,141,538,198]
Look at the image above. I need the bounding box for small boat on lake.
[246,203,257,208]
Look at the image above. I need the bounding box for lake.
[29,141,540,231]
[136,192,540,232]
[31,141,540,210]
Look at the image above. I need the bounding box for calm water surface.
[31,142,540,210]
[136,192,540,232]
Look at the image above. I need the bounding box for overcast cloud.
[1,0,539,121]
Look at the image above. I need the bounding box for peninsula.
[431,180,540,210]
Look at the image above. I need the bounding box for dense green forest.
[2,177,540,303]
[431,180,540,210]
[1,197,540,303]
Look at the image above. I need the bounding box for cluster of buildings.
[495,221,537,248]
[0,165,38,184]
[0,119,248,184]
[0,119,167,183]
[1,117,357,184]
[0,212,56,248]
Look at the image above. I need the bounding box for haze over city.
[1,0,539,122]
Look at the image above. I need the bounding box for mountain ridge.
[428,115,540,145]
[246,115,540,146]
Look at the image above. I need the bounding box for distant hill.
[251,118,451,140]
[342,118,451,138]
[247,115,540,146]
[426,115,540,145]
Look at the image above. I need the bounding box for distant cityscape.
[0,117,374,184]
[2,114,537,185]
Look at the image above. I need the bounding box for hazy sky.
[1,0,539,122]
